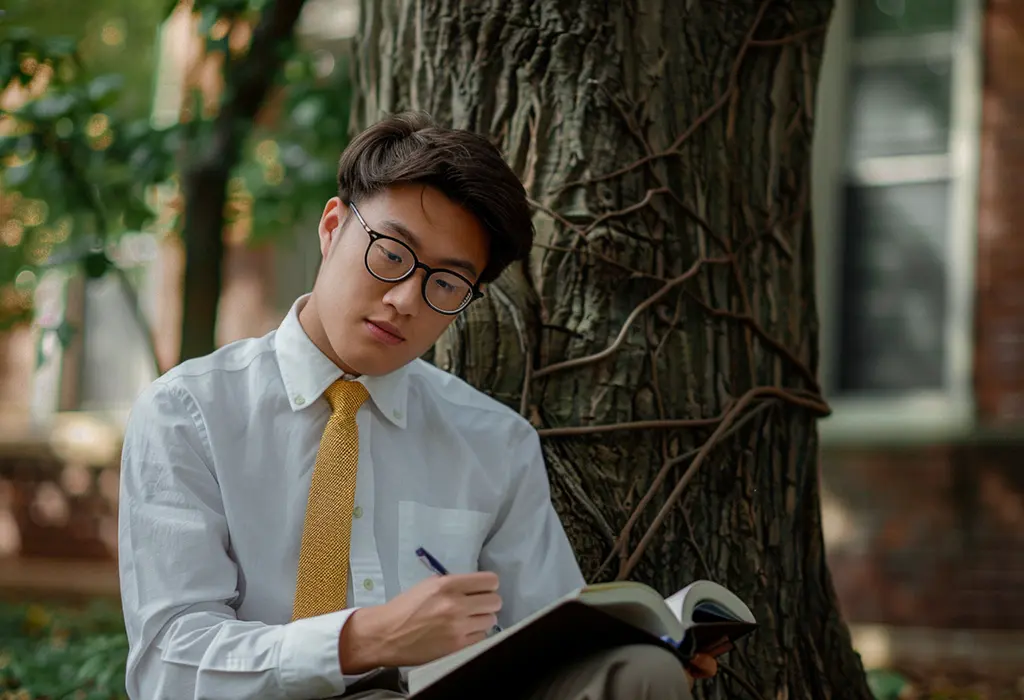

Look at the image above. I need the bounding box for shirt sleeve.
[118,380,361,699]
[478,420,587,627]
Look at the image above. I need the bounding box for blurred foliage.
[0,600,128,699]
[241,48,352,248]
[867,668,911,700]
[0,0,177,334]
[0,0,351,352]
[0,599,1019,699]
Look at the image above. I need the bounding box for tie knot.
[322,380,369,419]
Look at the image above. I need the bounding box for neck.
[297,293,361,377]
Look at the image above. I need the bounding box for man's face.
[309,184,489,376]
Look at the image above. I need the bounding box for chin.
[335,343,411,377]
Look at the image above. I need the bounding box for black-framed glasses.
[349,202,484,315]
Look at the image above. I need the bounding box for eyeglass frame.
[348,201,485,315]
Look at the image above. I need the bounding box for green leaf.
[42,35,78,57]
[123,194,152,231]
[35,332,47,368]
[866,669,909,700]
[54,320,76,348]
[25,93,77,119]
[197,5,220,36]
[3,160,34,186]
[87,74,124,108]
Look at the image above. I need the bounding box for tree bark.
[352,1,871,697]
[178,0,308,363]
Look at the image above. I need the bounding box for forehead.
[355,184,489,276]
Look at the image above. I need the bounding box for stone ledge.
[0,556,120,601]
[851,623,1024,673]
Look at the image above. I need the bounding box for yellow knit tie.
[292,379,370,621]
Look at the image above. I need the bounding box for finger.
[464,629,488,646]
[442,572,500,593]
[464,592,502,615]
[465,613,499,634]
[687,653,718,678]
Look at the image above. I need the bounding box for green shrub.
[0,600,128,700]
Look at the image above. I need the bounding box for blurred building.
[813,0,1024,675]
[0,0,356,594]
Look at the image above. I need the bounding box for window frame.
[813,0,984,444]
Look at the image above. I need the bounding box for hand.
[684,653,719,689]
[339,572,502,673]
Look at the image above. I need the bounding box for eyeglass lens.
[366,237,473,313]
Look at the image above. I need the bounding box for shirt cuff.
[278,608,360,697]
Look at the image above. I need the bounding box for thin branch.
[718,661,771,700]
[547,453,618,547]
[538,416,722,438]
[49,132,164,377]
[582,187,670,236]
[519,358,533,418]
[682,506,713,581]
[595,401,774,580]
[679,289,820,393]
[532,257,731,379]
[749,23,827,47]
[619,386,829,578]
[532,242,662,281]
[528,197,670,281]
[112,267,163,377]
[591,78,653,158]
[487,283,532,418]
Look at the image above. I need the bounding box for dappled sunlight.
[60,463,92,497]
[819,483,861,550]
[30,481,69,528]
[0,478,21,557]
[49,413,124,467]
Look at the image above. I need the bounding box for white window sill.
[817,394,974,446]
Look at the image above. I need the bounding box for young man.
[118,112,719,699]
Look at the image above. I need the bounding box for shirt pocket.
[396,501,493,591]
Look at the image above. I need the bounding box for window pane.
[854,0,957,38]
[846,61,953,160]
[836,181,949,395]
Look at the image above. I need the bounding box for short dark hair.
[336,112,534,285]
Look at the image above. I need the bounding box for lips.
[365,319,405,345]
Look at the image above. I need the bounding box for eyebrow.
[378,218,480,279]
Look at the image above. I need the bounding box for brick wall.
[975,0,1024,423]
[821,444,1024,631]
[0,450,119,562]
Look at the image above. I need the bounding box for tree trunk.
[178,0,309,363]
[352,1,870,697]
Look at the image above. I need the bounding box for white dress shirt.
[117,295,585,700]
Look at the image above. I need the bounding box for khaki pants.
[345,644,694,700]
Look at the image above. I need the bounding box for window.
[813,0,982,441]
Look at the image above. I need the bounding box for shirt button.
[294,395,305,406]
[353,505,363,519]
[363,578,374,591]
[393,408,402,420]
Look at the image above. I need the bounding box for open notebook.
[405,579,757,698]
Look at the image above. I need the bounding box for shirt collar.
[274,295,409,428]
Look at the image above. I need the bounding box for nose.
[381,272,423,317]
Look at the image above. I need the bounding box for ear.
[318,197,349,259]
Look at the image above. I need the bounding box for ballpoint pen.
[415,546,503,635]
